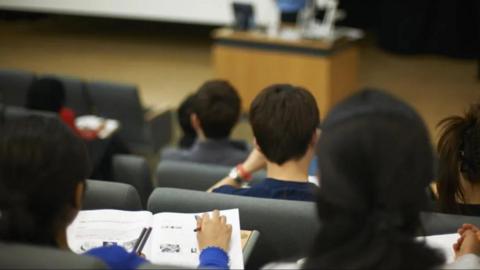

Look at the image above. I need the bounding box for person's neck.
[55,227,70,251]
[459,176,480,204]
[266,155,311,183]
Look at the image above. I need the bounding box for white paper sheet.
[417,233,458,264]
[67,210,153,256]
[149,209,244,269]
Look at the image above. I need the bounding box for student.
[436,104,480,215]
[264,90,480,269]
[176,93,197,149]
[26,77,79,132]
[208,84,319,201]
[161,80,249,166]
[0,116,231,269]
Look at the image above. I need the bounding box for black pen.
[137,227,152,255]
[133,227,147,253]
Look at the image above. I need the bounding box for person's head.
[191,80,241,140]
[305,89,443,270]
[177,94,197,148]
[437,104,480,213]
[0,116,91,247]
[26,77,66,113]
[249,84,320,165]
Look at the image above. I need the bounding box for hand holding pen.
[195,210,232,252]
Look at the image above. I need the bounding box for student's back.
[161,80,249,167]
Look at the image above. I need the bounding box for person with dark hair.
[436,104,480,216]
[0,116,232,269]
[208,84,320,201]
[26,77,78,132]
[26,77,130,181]
[161,80,249,166]
[177,93,197,149]
[263,89,480,269]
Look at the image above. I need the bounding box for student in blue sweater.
[0,116,231,269]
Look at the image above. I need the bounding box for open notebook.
[67,209,244,269]
[417,233,458,264]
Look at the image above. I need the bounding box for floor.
[0,15,478,144]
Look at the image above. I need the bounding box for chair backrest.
[147,188,319,269]
[0,242,107,269]
[83,180,142,211]
[86,81,146,145]
[421,211,480,235]
[113,154,153,209]
[155,160,265,191]
[0,69,35,107]
[4,105,57,120]
[42,75,92,116]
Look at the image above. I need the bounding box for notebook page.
[150,209,244,269]
[67,209,153,257]
[417,233,458,264]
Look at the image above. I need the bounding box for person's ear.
[310,129,320,147]
[73,181,85,211]
[191,113,202,131]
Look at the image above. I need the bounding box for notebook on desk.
[67,209,244,269]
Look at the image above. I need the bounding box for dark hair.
[249,84,319,165]
[437,104,480,213]
[192,80,241,139]
[26,77,66,113]
[304,90,443,270]
[0,116,91,246]
[177,94,197,148]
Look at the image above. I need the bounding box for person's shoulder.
[85,246,147,270]
[160,147,192,161]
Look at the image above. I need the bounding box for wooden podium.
[212,28,359,117]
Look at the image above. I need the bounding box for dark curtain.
[338,0,480,59]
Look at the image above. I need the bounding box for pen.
[194,215,202,232]
[132,227,147,253]
[137,227,152,255]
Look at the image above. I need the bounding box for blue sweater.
[86,246,229,269]
[213,178,317,202]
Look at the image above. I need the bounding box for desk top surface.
[212,28,356,52]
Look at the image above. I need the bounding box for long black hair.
[0,116,91,246]
[26,77,66,113]
[304,90,444,269]
[437,104,480,213]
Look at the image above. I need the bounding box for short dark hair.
[249,84,320,165]
[0,116,91,246]
[177,94,197,148]
[26,77,66,113]
[193,80,241,139]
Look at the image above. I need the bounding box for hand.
[454,229,480,259]
[242,149,267,174]
[196,210,232,252]
[458,224,480,236]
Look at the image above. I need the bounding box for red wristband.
[236,164,252,182]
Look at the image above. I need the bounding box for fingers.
[212,210,220,219]
[220,215,227,225]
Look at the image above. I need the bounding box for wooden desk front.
[212,28,359,116]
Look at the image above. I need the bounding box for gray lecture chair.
[421,212,480,236]
[113,154,153,209]
[86,81,172,154]
[4,105,57,120]
[147,188,319,269]
[83,180,142,211]
[0,69,36,107]
[0,242,107,269]
[155,160,266,191]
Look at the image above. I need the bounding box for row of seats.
[0,68,172,154]
[22,179,476,269]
